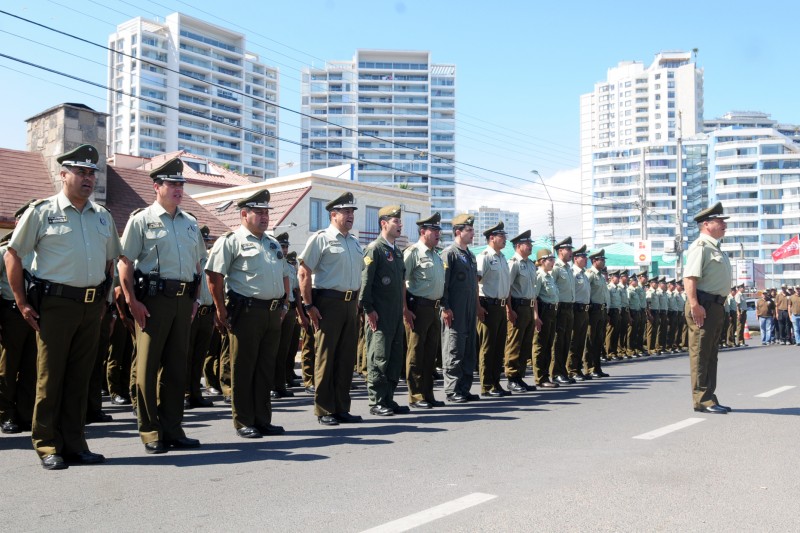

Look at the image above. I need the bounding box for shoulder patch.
[364,256,373,266]
[129,207,145,218]
[698,241,706,247]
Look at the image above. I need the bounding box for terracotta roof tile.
[0,148,55,228]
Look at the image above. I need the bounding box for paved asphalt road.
[1,343,798,532]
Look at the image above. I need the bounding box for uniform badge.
[277,251,283,259]
[146,222,164,229]
[459,254,468,264]
[188,224,196,232]
[364,256,373,266]
[270,242,277,250]
[385,250,394,262]
[99,216,107,226]
[381,276,391,285]
[241,243,256,250]
[47,216,68,224]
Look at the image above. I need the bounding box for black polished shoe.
[508,380,528,393]
[86,410,113,424]
[432,371,443,380]
[194,397,214,408]
[496,386,512,396]
[183,398,193,410]
[304,385,316,394]
[590,372,603,378]
[600,356,608,362]
[64,450,105,465]
[236,426,262,439]
[465,393,481,401]
[223,395,232,404]
[717,404,733,412]
[1,420,21,434]
[392,405,411,414]
[269,391,279,400]
[410,400,433,409]
[428,399,446,407]
[553,375,571,385]
[273,389,294,398]
[205,386,222,395]
[446,394,468,403]
[482,390,503,398]
[694,405,728,414]
[570,373,587,382]
[538,380,559,389]
[41,454,68,470]
[255,423,285,436]
[370,405,394,417]
[318,415,339,426]
[165,437,201,449]
[110,394,131,406]
[144,441,167,454]
[350,382,359,390]
[334,412,363,423]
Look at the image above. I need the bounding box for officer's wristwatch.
[303,303,314,312]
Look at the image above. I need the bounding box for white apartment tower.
[468,206,520,239]
[579,51,704,261]
[108,13,279,180]
[300,50,456,240]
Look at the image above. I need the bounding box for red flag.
[772,235,800,262]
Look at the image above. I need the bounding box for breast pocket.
[328,246,345,254]
[43,224,73,238]
[418,261,433,279]
[144,228,168,242]
[238,247,261,270]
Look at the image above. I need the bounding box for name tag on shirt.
[48,216,68,224]
[147,222,164,229]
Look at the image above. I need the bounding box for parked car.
[746,298,759,331]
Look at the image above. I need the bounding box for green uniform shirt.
[0,246,33,300]
[627,285,640,310]
[635,285,647,310]
[197,268,214,306]
[508,254,537,299]
[656,288,669,310]
[585,266,607,305]
[120,202,203,282]
[735,292,747,312]
[359,235,405,315]
[298,224,363,291]
[284,261,299,303]
[552,258,575,303]
[572,263,590,304]
[684,233,732,297]
[205,225,287,299]
[10,192,121,287]
[477,248,510,299]
[607,282,621,309]
[535,269,559,304]
[403,240,445,300]
[646,287,660,310]
[618,282,629,308]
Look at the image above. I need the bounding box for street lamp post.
[531,170,555,247]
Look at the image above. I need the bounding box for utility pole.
[640,147,648,239]
[531,170,555,247]
[675,111,684,279]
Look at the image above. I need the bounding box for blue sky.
[0,0,797,236]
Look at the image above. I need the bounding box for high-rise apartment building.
[300,50,456,240]
[468,206,520,239]
[580,51,704,264]
[108,13,279,180]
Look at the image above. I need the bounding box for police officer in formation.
[568,245,591,380]
[6,144,121,469]
[119,157,204,454]
[551,237,576,384]
[533,248,560,388]
[403,213,446,408]
[584,250,610,378]
[504,230,538,392]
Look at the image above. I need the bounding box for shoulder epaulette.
[183,210,198,222]
[698,240,706,247]
[222,231,234,238]
[129,207,145,218]
[31,199,46,208]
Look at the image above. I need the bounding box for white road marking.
[361,492,498,533]
[633,418,706,440]
[755,385,796,398]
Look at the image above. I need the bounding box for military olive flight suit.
[440,243,478,397]
[404,240,445,404]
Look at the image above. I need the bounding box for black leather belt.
[198,305,215,316]
[608,308,620,314]
[512,298,535,307]
[314,288,358,302]
[697,290,726,306]
[413,296,441,308]
[0,298,18,310]
[44,281,104,303]
[480,297,506,306]
[573,303,590,312]
[590,303,606,311]
[536,300,558,311]
[622,307,630,311]
[160,279,195,298]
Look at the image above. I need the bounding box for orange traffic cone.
[744,329,751,340]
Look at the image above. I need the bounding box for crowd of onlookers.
[754,285,800,346]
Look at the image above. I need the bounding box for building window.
[309,198,328,231]
[365,206,380,236]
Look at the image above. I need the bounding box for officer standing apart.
[119,158,204,454]
[206,190,289,438]
[550,237,575,384]
[440,214,481,403]
[6,144,121,469]
[568,245,591,380]
[298,192,364,426]
[683,202,733,414]
[403,213,446,409]
[476,222,512,397]
[504,230,538,392]
[360,206,409,416]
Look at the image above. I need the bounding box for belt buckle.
[434,299,441,309]
[176,282,187,297]
[499,298,506,306]
[84,288,96,303]
[530,299,535,308]
[344,290,353,302]
[199,307,208,316]
[270,299,279,311]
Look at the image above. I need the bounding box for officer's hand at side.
[534,316,542,331]
[214,307,230,332]
[20,304,40,332]
[441,308,454,328]
[297,309,309,328]
[308,306,322,332]
[477,306,487,323]
[691,303,705,328]
[403,308,415,330]
[367,310,379,332]
[129,299,150,330]
[190,300,199,322]
[507,308,517,325]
